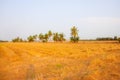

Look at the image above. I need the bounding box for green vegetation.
[53,32,59,42]
[12,30,66,42]
[38,33,49,42]
[59,33,66,41]
[27,35,37,42]
[12,37,23,42]
[0,40,8,42]
[114,36,117,40]
[10,27,120,43]
[96,37,115,41]
[96,36,120,43]
[118,38,120,43]
[48,30,52,41]
[70,26,79,42]
[53,33,65,42]
[56,63,64,69]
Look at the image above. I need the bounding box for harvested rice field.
[0,41,120,80]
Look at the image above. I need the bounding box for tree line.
[96,36,120,42]
[11,26,120,43]
[12,26,79,43]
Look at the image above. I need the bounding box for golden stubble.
[0,41,120,80]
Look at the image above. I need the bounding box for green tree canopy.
[48,30,52,38]
[12,37,23,42]
[70,26,79,42]
[27,35,37,42]
[59,33,65,41]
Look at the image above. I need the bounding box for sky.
[0,0,120,41]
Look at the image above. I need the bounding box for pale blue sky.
[0,0,120,41]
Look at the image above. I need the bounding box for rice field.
[0,41,120,80]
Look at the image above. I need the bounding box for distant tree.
[0,40,8,42]
[27,36,34,42]
[38,33,49,42]
[12,37,23,42]
[59,33,66,41]
[53,32,59,42]
[70,26,79,42]
[33,34,37,41]
[33,34,37,39]
[39,33,44,41]
[48,30,52,38]
[27,35,37,42]
[19,38,22,42]
[53,32,66,42]
[96,37,114,41]
[118,38,120,43]
[44,33,49,42]
[114,36,117,40]
[48,30,52,41]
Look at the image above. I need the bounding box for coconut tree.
[12,37,23,42]
[44,33,49,42]
[33,34,37,41]
[48,30,52,37]
[53,32,59,42]
[27,36,34,42]
[59,33,65,41]
[70,26,79,42]
[48,30,52,42]
[39,33,44,42]
[27,35,37,42]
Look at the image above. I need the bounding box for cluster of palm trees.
[12,31,66,42]
[12,37,23,42]
[27,35,37,42]
[11,26,120,43]
[38,31,65,42]
[12,26,79,43]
